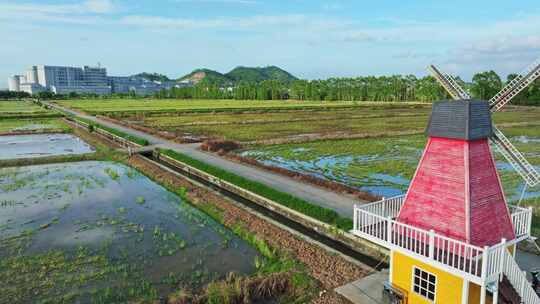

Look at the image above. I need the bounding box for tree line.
[154,72,540,106]
[3,71,539,105]
[0,91,31,99]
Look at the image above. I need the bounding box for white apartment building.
[8,65,111,95]
[8,65,186,96]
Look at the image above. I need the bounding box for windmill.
[351,58,540,304]
[428,58,540,188]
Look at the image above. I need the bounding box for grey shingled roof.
[426,100,493,140]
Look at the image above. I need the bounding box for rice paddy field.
[0,118,70,133]
[0,100,68,134]
[68,98,538,237]
[56,99,540,202]
[56,98,361,115]
[1,161,260,303]
[93,101,540,143]
[0,102,307,303]
[0,100,50,115]
[12,98,540,298]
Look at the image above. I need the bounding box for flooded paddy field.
[241,129,540,202]
[0,118,70,134]
[0,133,94,160]
[0,161,259,303]
[0,100,50,116]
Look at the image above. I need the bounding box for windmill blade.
[490,56,540,112]
[428,65,471,100]
[491,126,540,187]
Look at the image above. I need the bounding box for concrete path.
[516,246,540,281]
[46,101,363,218]
[335,269,390,304]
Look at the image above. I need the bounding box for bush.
[200,140,241,153]
[160,149,353,230]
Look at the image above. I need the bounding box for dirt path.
[46,101,366,218]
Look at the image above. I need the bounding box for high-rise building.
[8,64,185,95]
[8,65,111,95]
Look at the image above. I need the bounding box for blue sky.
[1,0,540,87]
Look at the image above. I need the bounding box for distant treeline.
[0,91,31,99]
[154,72,540,105]
[3,71,539,105]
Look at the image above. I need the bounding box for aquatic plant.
[104,167,120,180]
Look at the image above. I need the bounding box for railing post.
[499,239,506,282]
[382,199,386,217]
[527,207,533,236]
[387,218,392,243]
[353,205,358,231]
[480,246,489,304]
[428,230,435,259]
[520,271,527,299]
[492,280,499,304]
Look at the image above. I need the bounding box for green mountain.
[226,66,297,83]
[133,72,171,82]
[178,69,231,85]
[178,66,297,85]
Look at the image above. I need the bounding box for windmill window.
[412,267,436,301]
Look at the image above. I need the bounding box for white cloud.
[443,34,540,77]
[0,0,115,21]
[84,0,115,14]
[1,1,539,80]
[120,14,319,30]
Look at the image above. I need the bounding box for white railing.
[487,243,540,304]
[353,206,486,281]
[352,196,534,284]
[356,194,405,218]
[510,205,534,239]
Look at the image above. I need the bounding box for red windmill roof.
[397,100,515,247]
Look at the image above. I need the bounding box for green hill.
[226,66,297,83]
[178,66,297,85]
[178,69,231,85]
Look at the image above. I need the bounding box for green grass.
[130,104,540,142]
[159,148,353,230]
[158,114,429,142]
[0,118,71,133]
[0,100,48,114]
[142,105,430,126]
[0,248,158,303]
[57,98,427,115]
[71,117,150,146]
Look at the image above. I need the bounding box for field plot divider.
[64,117,143,148]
